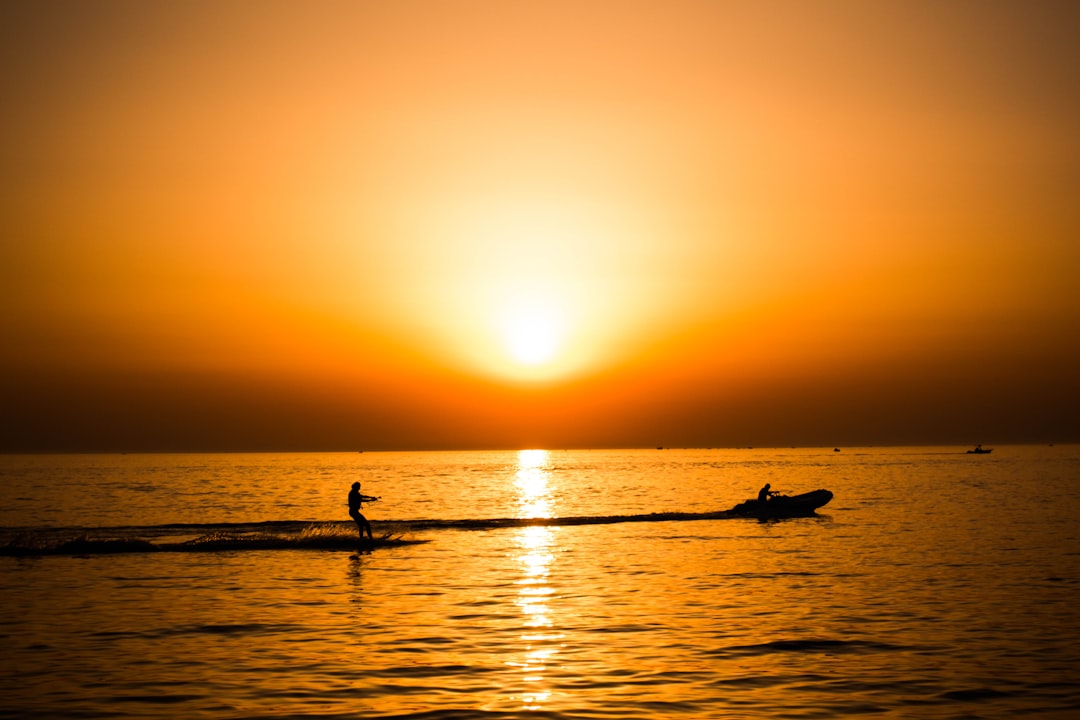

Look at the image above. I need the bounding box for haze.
[2,1,1078,452]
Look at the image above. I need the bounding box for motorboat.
[729,489,833,519]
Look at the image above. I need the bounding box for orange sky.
[2,0,1078,451]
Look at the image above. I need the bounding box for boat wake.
[402,509,738,531]
[1,525,423,557]
[2,495,833,556]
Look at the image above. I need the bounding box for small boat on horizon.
[966,445,993,454]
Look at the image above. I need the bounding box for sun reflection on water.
[509,450,563,710]
[514,449,554,519]
[511,525,562,709]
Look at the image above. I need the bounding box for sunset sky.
[2,1,1078,452]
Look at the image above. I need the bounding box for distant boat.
[966,445,993,454]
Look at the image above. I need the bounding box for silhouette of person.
[758,483,777,503]
[348,481,378,542]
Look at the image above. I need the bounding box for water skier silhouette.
[348,481,379,542]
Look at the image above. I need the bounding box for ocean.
[1,446,1078,719]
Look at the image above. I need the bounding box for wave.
[402,509,738,530]
[0,504,832,556]
[0,524,424,556]
[708,638,914,657]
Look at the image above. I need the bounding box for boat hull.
[729,489,833,519]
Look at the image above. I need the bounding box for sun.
[501,302,561,367]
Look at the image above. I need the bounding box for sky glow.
[1,1,1078,451]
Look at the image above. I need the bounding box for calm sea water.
[2,446,1079,719]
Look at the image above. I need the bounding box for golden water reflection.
[514,448,553,519]
[510,450,563,709]
[511,524,562,709]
